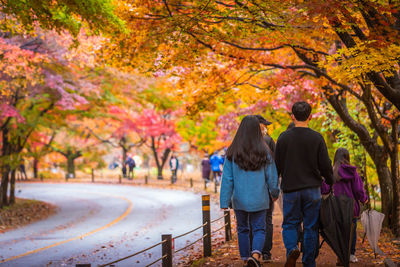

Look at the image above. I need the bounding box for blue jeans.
[351,218,357,255]
[282,187,321,267]
[235,209,267,260]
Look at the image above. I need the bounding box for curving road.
[0,183,222,267]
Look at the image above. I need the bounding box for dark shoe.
[284,247,300,267]
[336,259,344,266]
[247,256,261,267]
[262,253,272,262]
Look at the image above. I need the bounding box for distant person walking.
[275,101,333,267]
[169,154,179,184]
[220,115,280,267]
[126,156,136,180]
[210,151,223,185]
[321,148,368,264]
[19,159,28,180]
[201,153,211,185]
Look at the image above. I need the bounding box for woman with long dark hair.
[220,115,280,267]
[321,148,368,264]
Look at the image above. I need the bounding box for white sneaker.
[350,254,358,263]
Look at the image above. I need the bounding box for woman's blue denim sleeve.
[220,159,233,209]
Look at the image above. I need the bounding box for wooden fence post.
[91,168,94,183]
[145,175,148,184]
[162,234,173,267]
[202,195,212,257]
[190,178,193,188]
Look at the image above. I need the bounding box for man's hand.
[222,208,229,211]
[272,197,278,202]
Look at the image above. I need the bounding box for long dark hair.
[333,147,350,182]
[226,115,271,171]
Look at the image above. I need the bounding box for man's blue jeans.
[282,187,321,267]
[235,209,267,260]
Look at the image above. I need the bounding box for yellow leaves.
[322,41,400,84]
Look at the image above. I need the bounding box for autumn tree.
[136,108,181,180]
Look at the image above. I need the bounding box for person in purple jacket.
[321,148,368,264]
[201,153,211,185]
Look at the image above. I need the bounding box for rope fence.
[76,195,232,267]
[98,240,167,267]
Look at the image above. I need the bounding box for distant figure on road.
[126,156,136,180]
[210,151,223,185]
[220,115,280,267]
[201,153,211,185]
[19,159,28,180]
[169,154,179,184]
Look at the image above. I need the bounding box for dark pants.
[213,171,222,184]
[235,209,267,260]
[249,200,274,256]
[282,187,321,267]
[262,202,274,256]
[351,218,357,255]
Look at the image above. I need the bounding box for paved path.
[0,183,221,266]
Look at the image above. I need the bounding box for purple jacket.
[321,164,368,217]
[201,158,211,178]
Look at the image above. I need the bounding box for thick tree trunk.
[375,161,393,227]
[9,169,16,205]
[33,157,39,179]
[67,155,76,178]
[157,166,163,180]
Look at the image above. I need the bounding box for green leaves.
[1,0,126,36]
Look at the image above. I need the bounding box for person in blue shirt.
[210,151,224,185]
[220,115,280,267]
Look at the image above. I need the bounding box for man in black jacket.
[275,102,333,267]
[256,115,275,262]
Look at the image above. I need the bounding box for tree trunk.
[1,168,10,207]
[390,120,400,236]
[67,155,76,178]
[33,157,39,179]
[9,169,16,205]
[122,146,128,178]
[1,127,10,208]
[157,166,163,180]
[151,137,163,179]
[375,160,393,227]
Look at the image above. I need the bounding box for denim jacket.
[220,157,280,212]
